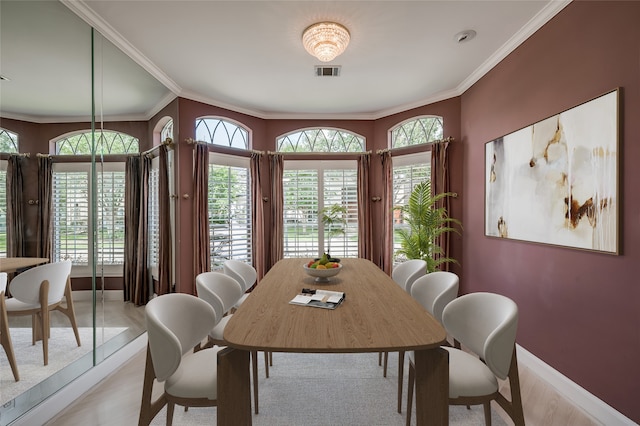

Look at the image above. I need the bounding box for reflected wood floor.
[45,347,600,426]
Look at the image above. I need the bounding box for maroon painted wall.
[461,1,640,421]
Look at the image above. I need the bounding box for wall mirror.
[0,1,171,424]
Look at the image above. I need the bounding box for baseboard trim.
[72,289,124,301]
[12,333,147,426]
[516,344,635,425]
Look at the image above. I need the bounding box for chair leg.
[251,350,259,414]
[383,351,389,377]
[495,347,526,426]
[483,402,492,426]
[166,402,175,426]
[397,350,405,413]
[406,362,415,426]
[56,276,81,347]
[39,281,50,366]
[0,293,19,381]
[139,346,167,426]
[264,351,270,378]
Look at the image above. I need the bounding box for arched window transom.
[0,128,19,153]
[277,128,364,153]
[391,116,443,148]
[55,131,139,155]
[195,117,249,149]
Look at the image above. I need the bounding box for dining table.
[0,257,49,273]
[219,257,449,425]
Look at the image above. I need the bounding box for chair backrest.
[410,271,459,323]
[223,260,257,292]
[442,292,518,380]
[392,259,427,292]
[0,272,6,294]
[145,293,216,381]
[196,271,243,314]
[196,274,226,324]
[8,261,72,305]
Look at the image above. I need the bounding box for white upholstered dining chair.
[196,271,262,414]
[393,271,459,413]
[139,293,222,426]
[224,260,273,376]
[405,292,525,426]
[223,259,257,310]
[381,259,428,377]
[0,272,19,381]
[5,260,80,366]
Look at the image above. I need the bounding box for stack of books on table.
[289,289,345,310]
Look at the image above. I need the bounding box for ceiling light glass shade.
[302,22,350,62]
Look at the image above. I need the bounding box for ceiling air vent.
[314,66,341,77]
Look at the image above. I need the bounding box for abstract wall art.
[485,89,619,254]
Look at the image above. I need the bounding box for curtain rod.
[376,136,454,155]
[266,150,371,155]
[142,138,175,158]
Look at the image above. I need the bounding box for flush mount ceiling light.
[302,22,350,62]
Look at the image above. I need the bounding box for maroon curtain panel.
[6,155,24,258]
[124,155,151,305]
[379,151,393,274]
[431,140,451,271]
[157,145,173,295]
[37,155,53,260]
[357,153,373,260]
[250,152,265,281]
[268,153,284,270]
[192,143,211,294]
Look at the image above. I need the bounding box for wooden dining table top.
[224,257,447,353]
[0,257,49,273]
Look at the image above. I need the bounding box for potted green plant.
[394,180,461,272]
[320,204,348,257]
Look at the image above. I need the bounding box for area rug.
[0,327,126,405]
[150,351,507,426]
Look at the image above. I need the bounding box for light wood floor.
[45,347,601,426]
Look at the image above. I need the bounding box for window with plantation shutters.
[52,163,126,275]
[0,162,7,257]
[51,130,136,275]
[148,158,160,275]
[208,153,252,270]
[283,160,358,259]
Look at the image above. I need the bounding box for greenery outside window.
[208,153,252,269]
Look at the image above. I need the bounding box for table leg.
[217,347,252,425]
[413,347,448,426]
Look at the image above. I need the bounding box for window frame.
[283,159,359,259]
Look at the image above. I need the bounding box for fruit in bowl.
[303,255,342,282]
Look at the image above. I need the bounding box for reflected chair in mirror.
[381,259,427,377]
[223,259,273,379]
[1,272,19,381]
[139,293,222,426]
[394,271,459,413]
[196,271,262,414]
[406,292,525,426]
[5,260,80,366]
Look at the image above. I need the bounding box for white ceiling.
[0,1,570,123]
